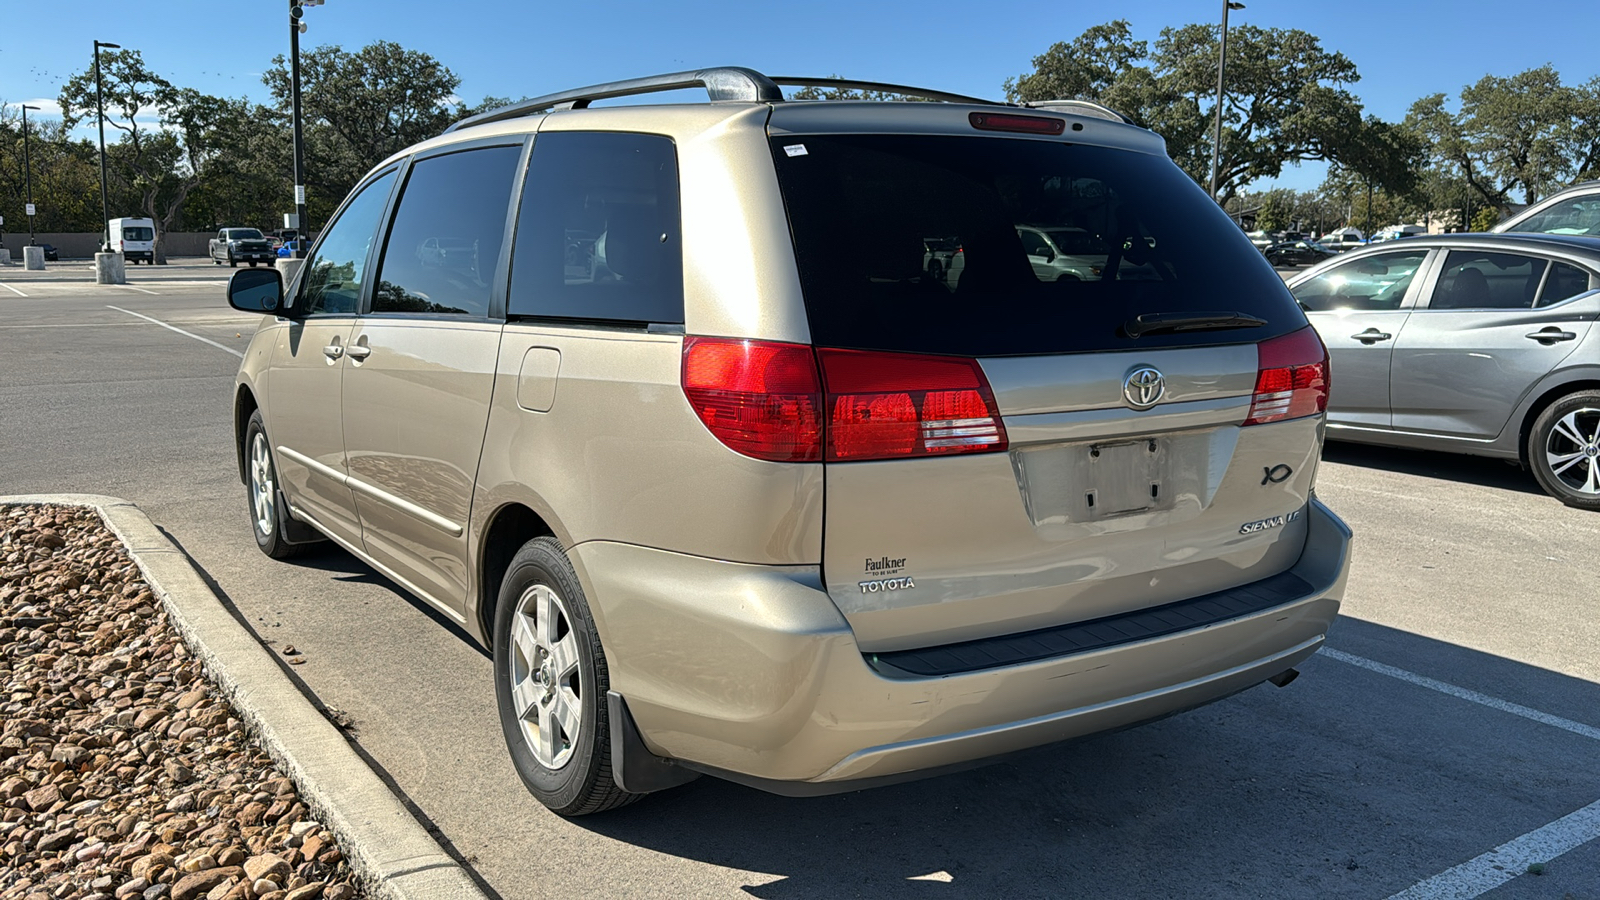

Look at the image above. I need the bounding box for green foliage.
[0,109,103,235]
[1470,206,1501,232]
[788,76,933,102]
[1005,21,1378,202]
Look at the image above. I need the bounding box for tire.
[1529,390,1600,510]
[249,261,258,268]
[493,536,642,815]
[928,260,944,283]
[228,253,237,267]
[244,411,311,559]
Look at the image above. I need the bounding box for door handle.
[1526,327,1577,345]
[321,343,344,361]
[1352,329,1392,344]
[346,342,372,360]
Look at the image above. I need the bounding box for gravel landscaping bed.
[1,504,363,900]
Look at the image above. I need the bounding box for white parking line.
[1322,649,1600,742]
[115,285,160,295]
[1385,799,1600,900]
[0,283,28,297]
[106,305,244,358]
[1323,649,1600,897]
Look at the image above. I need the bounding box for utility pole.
[21,105,39,245]
[93,40,121,253]
[289,0,323,258]
[1209,1,1245,201]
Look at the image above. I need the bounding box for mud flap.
[608,691,700,794]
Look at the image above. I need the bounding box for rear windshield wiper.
[1122,311,1267,339]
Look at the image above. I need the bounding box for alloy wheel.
[1544,407,1600,495]
[249,432,276,536]
[508,583,583,769]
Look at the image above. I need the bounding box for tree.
[263,41,463,225]
[59,50,242,262]
[788,77,933,102]
[1407,66,1584,215]
[0,106,105,236]
[1005,22,1369,202]
[1003,21,1146,103]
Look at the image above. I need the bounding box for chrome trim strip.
[288,504,467,625]
[1325,422,1497,445]
[275,445,347,484]
[276,445,464,537]
[345,476,465,538]
[1003,395,1251,445]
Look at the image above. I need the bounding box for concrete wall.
[0,232,216,261]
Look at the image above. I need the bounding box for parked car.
[1367,225,1427,244]
[1492,181,1600,236]
[210,228,276,267]
[39,244,59,262]
[1320,230,1365,252]
[223,66,1350,816]
[1264,239,1338,267]
[108,217,155,264]
[1015,225,1105,280]
[1287,232,1600,508]
[921,236,964,284]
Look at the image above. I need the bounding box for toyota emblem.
[1123,367,1166,409]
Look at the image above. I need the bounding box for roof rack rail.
[770,76,996,105]
[444,66,784,133]
[1020,99,1134,125]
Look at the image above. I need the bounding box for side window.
[1429,250,1547,311]
[1291,250,1428,312]
[297,170,397,317]
[1018,229,1050,257]
[1539,262,1595,307]
[508,132,684,325]
[1508,198,1600,236]
[372,145,523,317]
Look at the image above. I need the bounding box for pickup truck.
[209,228,275,267]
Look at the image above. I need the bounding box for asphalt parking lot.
[2,260,1598,899]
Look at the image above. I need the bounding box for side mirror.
[228,267,284,314]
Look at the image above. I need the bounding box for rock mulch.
[0,505,362,900]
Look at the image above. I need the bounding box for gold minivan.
[227,68,1352,816]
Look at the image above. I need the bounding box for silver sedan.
[1286,233,1600,509]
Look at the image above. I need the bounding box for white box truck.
[108,217,156,264]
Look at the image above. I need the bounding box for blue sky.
[4,0,1597,192]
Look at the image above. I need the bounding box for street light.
[93,40,121,253]
[288,0,324,258]
[21,105,39,245]
[1209,1,1245,202]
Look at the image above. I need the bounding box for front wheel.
[493,536,642,815]
[1529,390,1600,510]
[244,411,311,558]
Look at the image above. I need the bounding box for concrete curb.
[1,494,491,900]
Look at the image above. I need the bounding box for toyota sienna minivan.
[224,67,1352,815]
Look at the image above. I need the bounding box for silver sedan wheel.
[509,584,583,769]
[1545,408,1600,495]
[249,432,276,536]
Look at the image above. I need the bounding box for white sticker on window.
[783,144,809,157]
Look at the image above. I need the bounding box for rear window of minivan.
[769,134,1304,356]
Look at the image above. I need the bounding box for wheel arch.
[475,501,558,648]
[234,384,260,485]
[1516,375,1600,465]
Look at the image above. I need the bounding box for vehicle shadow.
[565,618,1600,899]
[286,542,490,658]
[1322,439,1543,496]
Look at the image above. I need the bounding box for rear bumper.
[573,497,1350,790]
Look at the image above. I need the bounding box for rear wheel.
[1529,390,1600,510]
[492,536,642,815]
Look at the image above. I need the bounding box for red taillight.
[1245,327,1329,426]
[682,337,822,462]
[818,349,1007,461]
[968,112,1066,135]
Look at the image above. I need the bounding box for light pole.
[21,104,39,245]
[289,0,323,258]
[93,40,121,253]
[1209,1,1245,201]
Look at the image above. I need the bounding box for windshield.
[228,229,264,240]
[769,134,1302,356]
